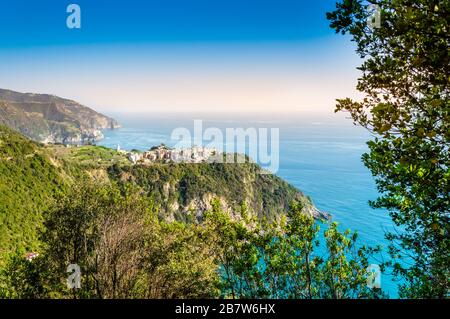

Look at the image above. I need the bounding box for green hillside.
[0,126,67,259]
[110,162,317,222]
[0,125,322,263]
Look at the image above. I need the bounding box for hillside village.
[118,144,220,165]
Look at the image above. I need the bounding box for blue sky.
[0,0,361,112]
[0,1,338,46]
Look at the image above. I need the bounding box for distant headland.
[0,88,120,144]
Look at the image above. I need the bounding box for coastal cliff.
[0,88,120,144]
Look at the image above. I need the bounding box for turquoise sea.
[98,112,400,297]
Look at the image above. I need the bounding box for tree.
[140,219,220,299]
[320,222,377,299]
[327,0,449,298]
[3,180,220,299]
[41,180,150,298]
[203,200,381,299]
[0,252,56,299]
[202,199,263,298]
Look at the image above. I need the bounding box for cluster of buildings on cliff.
[117,144,219,165]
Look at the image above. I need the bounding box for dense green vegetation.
[0,181,380,299]
[51,144,131,168]
[109,160,312,221]
[0,125,67,261]
[327,0,449,298]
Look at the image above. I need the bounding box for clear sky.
[0,0,362,113]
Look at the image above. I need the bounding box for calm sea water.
[98,112,399,297]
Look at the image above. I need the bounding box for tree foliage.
[0,125,67,262]
[327,0,449,298]
[203,200,382,299]
[1,183,380,299]
[1,181,219,299]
